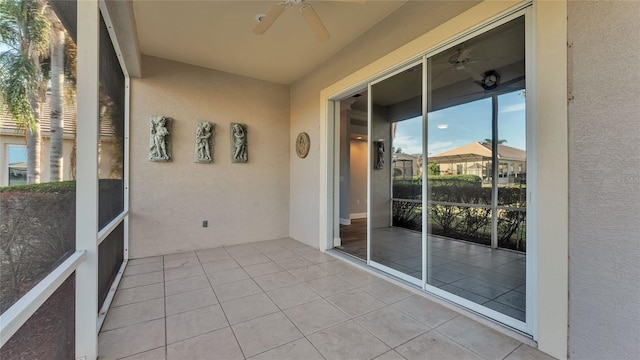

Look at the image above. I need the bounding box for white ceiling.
[132,0,406,85]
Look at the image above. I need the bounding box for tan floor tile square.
[248,338,323,360]
[163,257,200,270]
[112,283,164,307]
[164,263,204,281]
[102,298,165,331]
[124,261,163,276]
[196,248,233,264]
[360,280,413,304]
[232,312,303,358]
[374,350,406,360]
[167,327,243,360]
[266,283,320,309]
[243,261,283,277]
[202,258,240,274]
[305,275,355,297]
[253,271,300,291]
[98,318,165,359]
[287,264,332,282]
[234,254,271,266]
[119,271,164,290]
[127,256,163,266]
[436,316,521,359]
[213,278,263,303]
[207,267,250,285]
[284,299,348,335]
[274,256,313,270]
[166,304,229,344]
[505,344,556,360]
[355,307,429,348]
[299,251,334,264]
[164,274,210,296]
[220,293,279,325]
[316,259,360,274]
[165,287,217,316]
[392,295,458,328]
[250,241,286,254]
[326,289,385,318]
[163,252,196,261]
[121,346,166,360]
[262,248,295,261]
[225,244,260,258]
[337,268,381,286]
[308,320,390,360]
[395,331,482,360]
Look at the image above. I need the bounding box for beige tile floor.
[98,238,554,360]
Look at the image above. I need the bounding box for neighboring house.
[430,142,526,184]
[0,98,117,186]
[392,152,422,180]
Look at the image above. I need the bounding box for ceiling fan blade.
[253,2,287,35]
[301,5,329,41]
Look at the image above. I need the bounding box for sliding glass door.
[333,11,530,332]
[425,16,527,324]
[369,63,423,285]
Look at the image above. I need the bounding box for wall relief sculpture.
[149,115,172,162]
[194,121,215,163]
[230,123,248,163]
[374,140,384,170]
[296,132,310,159]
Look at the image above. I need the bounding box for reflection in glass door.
[426,16,527,323]
[332,13,529,330]
[369,63,423,285]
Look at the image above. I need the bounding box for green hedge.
[394,183,526,207]
[427,175,482,187]
[1,183,76,312]
[0,180,76,194]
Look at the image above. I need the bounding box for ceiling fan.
[253,0,362,41]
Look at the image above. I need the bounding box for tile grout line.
[200,248,248,360]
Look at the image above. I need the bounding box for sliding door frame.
[323,1,536,338]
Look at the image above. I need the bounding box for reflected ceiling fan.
[253,0,363,41]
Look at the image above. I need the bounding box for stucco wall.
[129,56,290,258]
[289,1,480,247]
[567,2,640,359]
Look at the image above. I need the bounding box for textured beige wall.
[568,1,640,359]
[289,1,480,247]
[129,56,289,258]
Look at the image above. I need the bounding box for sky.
[393,90,526,156]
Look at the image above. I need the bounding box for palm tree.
[482,138,507,145]
[0,0,51,184]
[46,7,64,181]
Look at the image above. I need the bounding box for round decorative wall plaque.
[296,132,310,159]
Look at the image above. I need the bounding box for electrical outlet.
[202,220,208,228]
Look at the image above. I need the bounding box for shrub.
[427,174,482,188]
[0,182,76,312]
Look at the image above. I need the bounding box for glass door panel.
[369,63,423,283]
[426,16,526,322]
